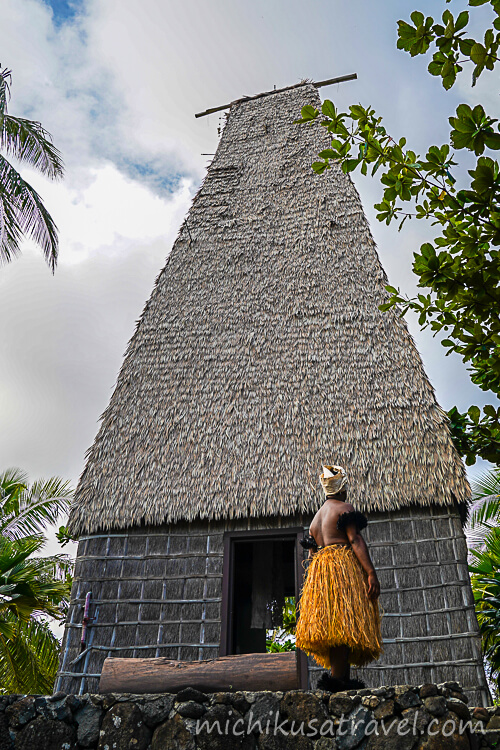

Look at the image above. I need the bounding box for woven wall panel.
[381,617,400,640]
[418,540,438,563]
[371,547,393,568]
[206,602,221,620]
[205,622,222,643]
[185,579,205,599]
[402,614,427,638]
[179,646,199,660]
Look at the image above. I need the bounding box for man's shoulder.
[323,501,355,519]
[338,502,355,514]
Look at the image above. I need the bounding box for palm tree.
[0,66,64,271]
[468,467,500,698]
[467,467,500,552]
[469,529,500,699]
[0,468,73,693]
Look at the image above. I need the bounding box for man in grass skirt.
[295,465,383,692]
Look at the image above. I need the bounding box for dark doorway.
[231,537,296,654]
[220,527,308,688]
[220,528,308,687]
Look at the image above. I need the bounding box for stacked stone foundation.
[0,681,497,749]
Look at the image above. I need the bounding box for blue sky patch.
[123,159,186,196]
[43,0,82,25]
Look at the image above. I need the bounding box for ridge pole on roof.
[194,73,357,119]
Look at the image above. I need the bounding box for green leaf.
[342,158,360,173]
[485,133,500,150]
[397,15,434,55]
[349,104,367,119]
[455,10,469,31]
[469,405,481,424]
[300,105,319,122]
[312,161,328,174]
[484,28,494,47]
[469,160,498,194]
[484,404,498,419]
[470,42,487,65]
[318,149,338,159]
[429,54,446,76]
[321,100,336,119]
[442,68,457,90]
[459,38,475,55]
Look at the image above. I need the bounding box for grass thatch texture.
[68,84,469,537]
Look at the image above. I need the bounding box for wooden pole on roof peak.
[194,73,357,119]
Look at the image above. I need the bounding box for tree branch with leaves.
[296,0,500,465]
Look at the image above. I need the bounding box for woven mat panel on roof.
[68,83,469,537]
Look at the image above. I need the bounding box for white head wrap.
[320,465,347,497]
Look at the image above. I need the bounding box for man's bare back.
[308,493,381,601]
[309,497,354,546]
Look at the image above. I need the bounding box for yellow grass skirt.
[295,544,383,669]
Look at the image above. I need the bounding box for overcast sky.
[1,0,497,538]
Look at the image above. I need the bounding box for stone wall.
[0,682,497,750]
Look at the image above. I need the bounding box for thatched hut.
[57,83,489,705]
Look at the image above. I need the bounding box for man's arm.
[345,524,380,601]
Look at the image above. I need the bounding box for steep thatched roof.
[69,83,470,536]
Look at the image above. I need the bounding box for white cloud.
[27,164,193,263]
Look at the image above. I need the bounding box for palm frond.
[0,535,44,577]
[0,536,71,622]
[0,475,73,540]
[471,496,500,531]
[0,115,64,179]
[0,154,59,271]
[0,187,23,263]
[472,468,500,501]
[35,553,74,580]
[0,465,73,693]
[0,468,28,499]
[470,531,500,694]
[466,468,500,553]
[0,67,11,116]
[0,614,59,694]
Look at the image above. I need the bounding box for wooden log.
[99,651,298,694]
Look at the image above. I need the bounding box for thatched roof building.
[58,83,489,704]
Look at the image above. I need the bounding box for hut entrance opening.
[221,528,304,657]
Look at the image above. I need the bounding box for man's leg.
[329,645,350,680]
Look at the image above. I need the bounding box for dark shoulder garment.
[300,534,318,550]
[337,510,368,533]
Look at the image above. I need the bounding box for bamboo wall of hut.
[58,503,488,704]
